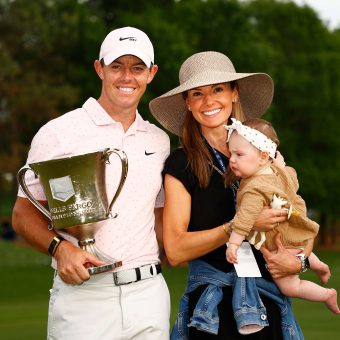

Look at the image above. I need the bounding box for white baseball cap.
[99,26,154,67]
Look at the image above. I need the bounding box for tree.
[0,0,105,174]
[0,0,338,237]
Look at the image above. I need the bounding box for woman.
[149,51,303,339]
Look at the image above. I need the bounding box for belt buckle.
[113,272,120,285]
[113,271,134,286]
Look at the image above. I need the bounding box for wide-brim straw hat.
[149,51,274,136]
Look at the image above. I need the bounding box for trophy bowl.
[17,148,128,275]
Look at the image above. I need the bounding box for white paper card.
[229,242,262,277]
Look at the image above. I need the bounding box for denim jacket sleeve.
[171,293,190,340]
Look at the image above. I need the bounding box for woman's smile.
[201,108,222,116]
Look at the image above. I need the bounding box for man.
[12,26,170,340]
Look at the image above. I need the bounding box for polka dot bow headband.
[223,118,277,158]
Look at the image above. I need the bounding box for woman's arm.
[163,174,229,266]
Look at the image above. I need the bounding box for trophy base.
[79,239,123,275]
[87,261,123,275]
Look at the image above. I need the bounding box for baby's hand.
[226,243,239,264]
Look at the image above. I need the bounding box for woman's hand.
[253,206,288,232]
[273,150,286,168]
[260,233,301,279]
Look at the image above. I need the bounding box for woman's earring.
[188,106,192,111]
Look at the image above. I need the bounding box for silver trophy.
[17,148,128,275]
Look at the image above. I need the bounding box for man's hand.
[260,233,301,279]
[54,241,105,284]
[253,206,288,232]
[13,197,106,285]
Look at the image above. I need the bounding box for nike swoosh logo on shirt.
[145,151,156,156]
[119,37,136,41]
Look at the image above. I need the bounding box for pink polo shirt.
[18,98,170,270]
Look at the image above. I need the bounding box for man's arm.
[154,207,164,250]
[12,197,104,284]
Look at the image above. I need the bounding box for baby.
[224,118,339,314]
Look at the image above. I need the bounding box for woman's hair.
[225,118,280,185]
[180,81,246,188]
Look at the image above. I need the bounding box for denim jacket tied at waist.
[171,260,303,340]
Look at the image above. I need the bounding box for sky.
[292,0,340,30]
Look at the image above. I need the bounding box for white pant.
[48,272,170,340]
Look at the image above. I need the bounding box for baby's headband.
[223,118,277,158]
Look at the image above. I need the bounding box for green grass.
[0,241,339,339]
[292,250,340,339]
[0,241,52,340]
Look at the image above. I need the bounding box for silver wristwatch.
[296,254,310,273]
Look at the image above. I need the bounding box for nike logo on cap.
[119,37,137,41]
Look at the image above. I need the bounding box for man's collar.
[83,98,115,125]
[83,98,148,132]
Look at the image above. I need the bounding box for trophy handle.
[17,166,52,221]
[104,149,128,217]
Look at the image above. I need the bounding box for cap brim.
[103,48,152,67]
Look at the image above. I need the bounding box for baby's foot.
[315,262,331,285]
[325,288,340,314]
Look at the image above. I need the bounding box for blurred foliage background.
[0,0,339,242]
